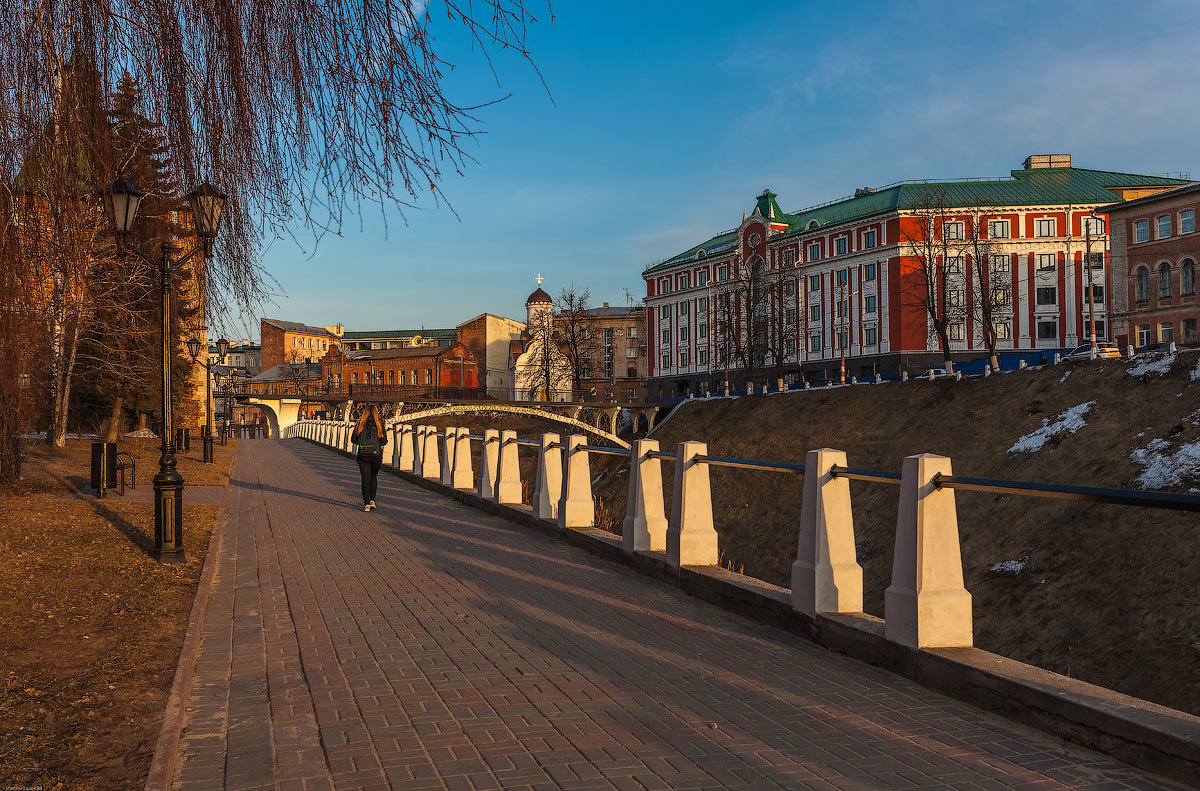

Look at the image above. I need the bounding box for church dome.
[525,287,553,306]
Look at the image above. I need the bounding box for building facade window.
[1037,253,1057,271]
[991,253,1009,272]
[1182,209,1195,235]
[989,220,1010,239]
[627,326,637,338]
[992,288,1010,306]
[1084,319,1106,338]
[946,257,964,275]
[864,262,877,280]
[809,304,821,322]
[944,221,964,240]
[1160,322,1174,343]
[808,242,821,261]
[1137,324,1151,346]
[678,350,689,367]
[1135,219,1150,243]
[699,323,707,339]
[808,333,822,353]
[678,300,688,316]
[809,274,821,292]
[1183,259,1196,295]
[865,295,877,313]
[661,328,670,345]
[994,321,1011,340]
[864,327,877,346]
[659,304,670,319]
[1159,263,1173,298]
[698,269,708,286]
[717,265,727,281]
[1158,215,1172,239]
[1082,216,1105,236]
[948,323,965,341]
[1087,284,1105,303]
[835,237,848,255]
[1136,266,1150,300]
[1037,320,1058,340]
[783,248,796,266]
[1185,319,1198,344]
[863,228,877,248]
[1036,286,1057,306]
[661,352,671,369]
[698,348,708,366]
[699,296,708,312]
[679,325,689,342]
[1034,218,1056,237]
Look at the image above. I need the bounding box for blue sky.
[224,0,1200,340]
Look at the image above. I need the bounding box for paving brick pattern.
[169,440,1188,790]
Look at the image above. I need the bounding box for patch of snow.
[1193,356,1200,381]
[1134,431,1145,438]
[1127,352,1175,377]
[990,558,1027,575]
[1130,437,1200,490]
[124,428,159,438]
[1008,401,1095,454]
[1058,370,1071,383]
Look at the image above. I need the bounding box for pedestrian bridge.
[155,438,1192,791]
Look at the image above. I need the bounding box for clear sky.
[221,0,1200,341]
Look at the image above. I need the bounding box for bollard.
[495,430,522,504]
[398,424,415,472]
[875,374,882,384]
[791,449,863,617]
[532,433,563,521]
[954,371,962,381]
[478,429,499,500]
[420,425,441,479]
[1053,352,1061,365]
[441,427,456,486]
[983,363,991,377]
[1170,341,1177,353]
[558,435,594,529]
[1126,344,1135,358]
[452,428,474,489]
[850,376,857,385]
[928,370,935,381]
[884,453,972,649]
[901,370,908,381]
[414,425,426,471]
[1019,359,1027,369]
[391,424,401,469]
[622,439,667,554]
[667,441,718,568]
[803,381,810,390]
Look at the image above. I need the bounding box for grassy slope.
[594,353,1200,717]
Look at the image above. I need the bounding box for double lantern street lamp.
[106,177,228,564]
[187,335,231,464]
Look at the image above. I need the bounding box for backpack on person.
[356,422,381,456]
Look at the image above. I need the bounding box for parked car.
[920,367,951,378]
[1063,342,1122,360]
[1133,342,1172,355]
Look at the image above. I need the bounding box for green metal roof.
[643,167,1191,275]
[342,328,456,339]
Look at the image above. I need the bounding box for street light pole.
[106,178,228,563]
[1085,211,1099,359]
[188,335,229,463]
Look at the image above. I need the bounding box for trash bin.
[91,441,117,498]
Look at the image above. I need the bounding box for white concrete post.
[791,449,863,617]
[390,425,401,468]
[420,425,441,480]
[495,430,522,504]
[532,432,563,521]
[884,453,973,649]
[1019,359,1027,369]
[954,371,962,381]
[983,364,991,377]
[1170,341,1178,353]
[1126,344,1135,358]
[901,371,908,381]
[1053,353,1061,365]
[622,439,667,554]
[928,370,935,382]
[558,435,594,529]
[850,376,857,385]
[397,424,414,472]
[666,441,718,568]
[479,429,500,500]
[322,422,329,445]
[452,428,474,489]
[440,427,456,486]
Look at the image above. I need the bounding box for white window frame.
[1135,219,1150,243]
[809,274,821,292]
[862,228,877,249]
[989,220,1010,239]
[1037,253,1057,271]
[864,295,877,314]
[1157,215,1172,239]
[835,236,848,255]
[1181,210,1195,235]
[808,242,821,261]
[1036,320,1058,340]
[1034,218,1056,238]
[944,221,964,241]
[864,326,877,346]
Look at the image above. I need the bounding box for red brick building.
[320,342,479,394]
[1102,182,1200,349]
[260,318,340,370]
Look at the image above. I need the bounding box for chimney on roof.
[603,302,609,308]
[240,338,248,347]
[1023,154,1071,170]
[854,186,875,197]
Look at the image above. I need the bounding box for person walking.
[351,405,388,511]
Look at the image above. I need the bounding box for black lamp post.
[106,177,228,563]
[187,335,230,463]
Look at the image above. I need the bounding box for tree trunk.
[106,395,124,442]
[138,412,148,430]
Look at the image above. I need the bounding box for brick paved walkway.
[167,440,1188,791]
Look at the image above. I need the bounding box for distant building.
[1102,181,1200,349]
[208,338,261,374]
[320,342,478,394]
[509,283,573,401]
[571,303,647,403]
[642,154,1190,398]
[260,318,339,370]
[457,313,527,394]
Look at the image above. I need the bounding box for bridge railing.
[287,417,1200,652]
[234,382,629,405]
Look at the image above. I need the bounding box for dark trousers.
[356,454,382,504]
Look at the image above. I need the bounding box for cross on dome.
[535,273,544,287]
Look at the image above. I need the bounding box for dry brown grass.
[0,437,234,789]
[592,353,1200,716]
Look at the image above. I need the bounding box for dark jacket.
[351,421,388,457]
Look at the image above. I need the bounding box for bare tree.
[712,255,770,390]
[764,263,800,389]
[0,0,548,481]
[960,203,1011,372]
[520,306,572,401]
[555,284,598,393]
[898,188,970,375]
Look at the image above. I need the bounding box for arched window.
[1184,259,1196,295]
[805,219,820,231]
[1136,267,1150,301]
[1159,262,1173,298]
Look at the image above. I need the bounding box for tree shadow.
[85,498,158,559]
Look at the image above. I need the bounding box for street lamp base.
[153,467,185,562]
[203,434,214,463]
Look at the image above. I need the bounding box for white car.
[920,367,951,378]
[1063,342,1121,360]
